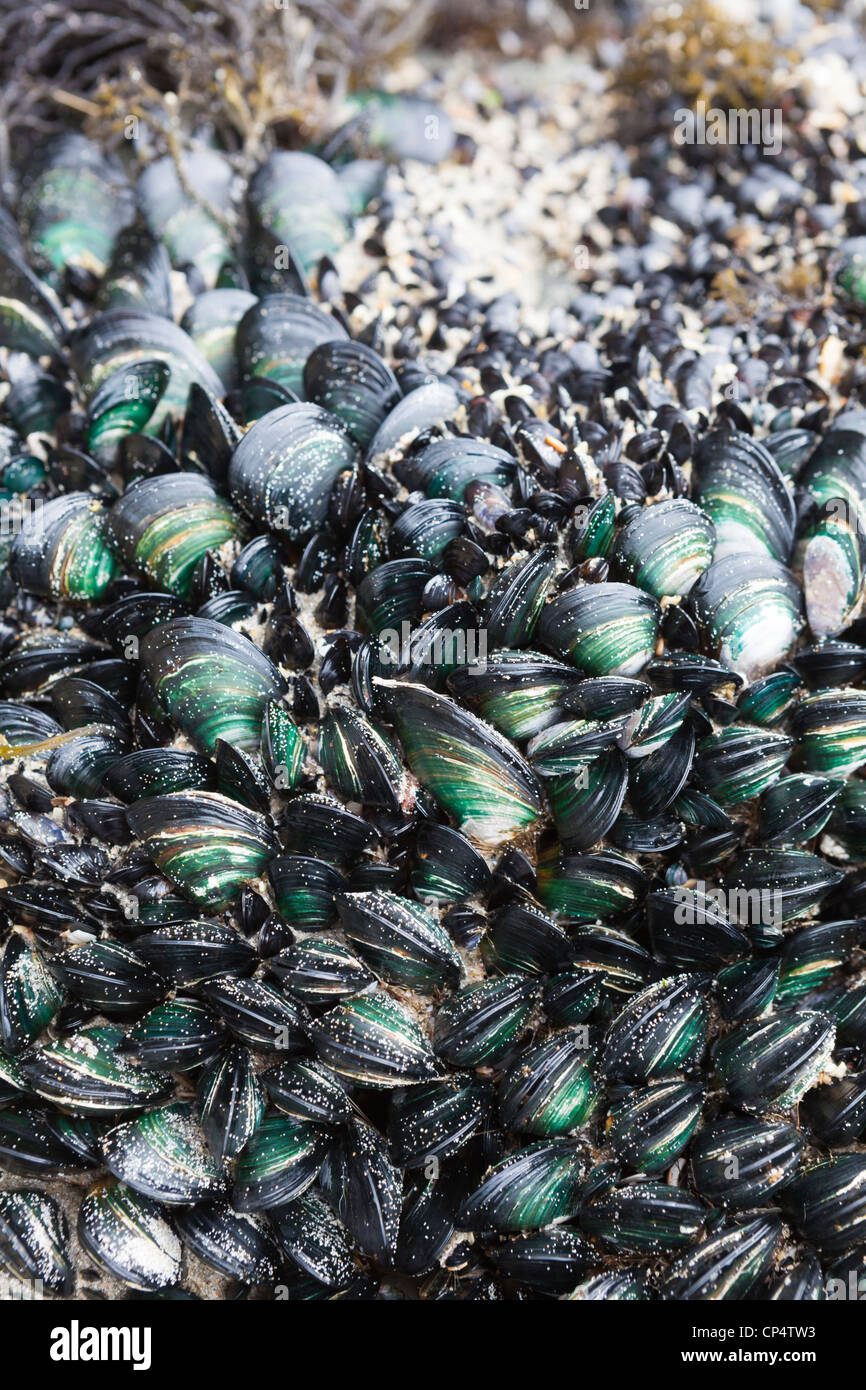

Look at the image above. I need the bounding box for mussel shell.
[108,472,238,598]
[538,581,660,677]
[100,1102,228,1203]
[580,1181,706,1253]
[0,1189,73,1293]
[228,401,358,541]
[308,990,440,1088]
[336,890,461,993]
[78,1181,181,1291]
[10,493,117,601]
[126,792,277,909]
[175,1202,280,1283]
[457,1141,585,1233]
[712,1009,836,1110]
[498,1030,601,1136]
[20,1023,171,1114]
[691,1115,804,1209]
[433,975,540,1067]
[660,1215,782,1300]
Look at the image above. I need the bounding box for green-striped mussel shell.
[580,1180,707,1254]
[792,687,866,777]
[759,773,840,845]
[695,725,792,805]
[616,498,715,598]
[269,938,375,1006]
[777,919,864,1000]
[308,990,440,1088]
[660,1216,782,1301]
[448,649,587,741]
[481,545,557,647]
[318,704,404,809]
[497,1030,602,1136]
[537,581,661,677]
[690,553,804,681]
[336,889,461,993]
[693,429,795,561]
[84,358,170,463]
[202,975,308,1053]
[543,748,629,853]
[736,667,802,726]
[267,856,345,931]
[0,1189,72,1293]
[433,975,540,1068]
[722,848,843,927]
[120,998,224,1072]
[262,1058,352,1125]
[781,1154,866,1256]
[606,1080,704,1174]
[374,679,544,844]
[410,821,492,904]
[537,848,648,924]
[108,472,239,598]
[100,1101,227,1204]
[196,1043,266,1160]
[19,1024,171,1114]
[228,401,358,542]
[126,792,277,909]
[691,1115,804,1209]
[140,617,286,754]
[712,1009,836,1110]
[388,1076,490,1168]
[78,1181,181,1292]
[232,1111,331,1212]
[600,975,710,1084]
[457,1141,585,1233]
[9,493,117,601]
[0,932,64,1053]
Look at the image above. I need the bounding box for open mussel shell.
[336,890,461,993]
[802,498,866,639]
[319,1118,401,1261]
[308,990,440,1088]
[303,338,399,450]
[693,429,796,561]
[660,1215,782,1301]
[433,975,540,1067]
[140,617,287,754]
[19,1024,171,1114]
[100,1102,226,1205]
[108,472,239,598]
[9,493,117,601]
[374,679,543,844]
[457,1141,585,1234]
[781,1154,866,1256]
[616,498,715,598]
[607,1080,704,1174]
[538,581,660,677]
[691,1115,803,1209]
[0,932,64,1053]
[127,793,276,909]
[712,1009,836,1111]
[600,975,710,1085]
[232,1111,330,1212]
[690,553,804,681]
[388,1076,490,1168]
[498,1030,601,1136]
[196,1044,265,1161]
[175,1202,280,1284]
[580,1181,706,1254]
[228,401,358,541]
[78,1180,181,1292]
[0,1189,73,1293]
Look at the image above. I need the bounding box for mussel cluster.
[2,117,866,1303]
